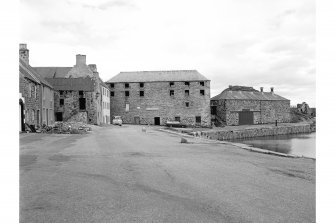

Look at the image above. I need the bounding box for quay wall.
[200,124,314,141]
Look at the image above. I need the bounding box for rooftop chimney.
[19,43,29,64]
[260,87,263,92]
[270,87,274,93]
[88,64,97,72]
[76,54,86,66]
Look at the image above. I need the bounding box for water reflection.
[230,132,316,158]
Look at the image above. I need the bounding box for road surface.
[20,125,315,223]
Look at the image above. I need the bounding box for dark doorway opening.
[56,112,63,121]
[134,116,140,124]
[211,106,217,115]
[19,99,25,131]
[154,117,160,125]
[79,98,86,110]
[239,110,254,125]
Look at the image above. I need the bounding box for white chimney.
[76,54,86,65]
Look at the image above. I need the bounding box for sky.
[20,0,315,107]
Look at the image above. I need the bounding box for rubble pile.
[40,122,92,134]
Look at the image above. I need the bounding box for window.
[60,91,64,96]
[140,83,144,88]
[28,84,31,97]
[185,81,190,86]
[200,81,204,86]
[125,103,129,112]
[196,116,201,123]
[125,91,129,97]
[111,91,114,97]
[170,90,174,96]
[185,102,189,107]
[34,86,37,98]
[79,91,84,96]
[185,90,189,96]
[175,117,180,122]
[79,98,86,110]
[140,91,144,97]
[200,90,205,95]
[110,83,114,88]
[125,83,129,88]
[170,82,174,87]
[60,99,64,106]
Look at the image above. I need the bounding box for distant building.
[211,86,290,126]
[19,43,54,131]
[34,55,108,125]
[297,102,312,115]
[106,70,211,126]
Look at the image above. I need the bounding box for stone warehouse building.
[19,44,55,131]
[34,55,110,125]
[106,70,211,126]
[210,86,290,126]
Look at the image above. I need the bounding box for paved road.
[20,125,315,223]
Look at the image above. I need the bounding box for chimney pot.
[260,87,263,92]
[76,54,86,66]
[20,43,27,50]
[270,87,274,93]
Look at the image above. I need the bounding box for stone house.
[19,44,54,130]
[210,86,290,126]
[106,70,211,127]
[34,55,106,125]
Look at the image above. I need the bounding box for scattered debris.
[180,137,188,143]
[39,122,92,134]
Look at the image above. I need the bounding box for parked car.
[166,120,186,128]
[112,116,122,126]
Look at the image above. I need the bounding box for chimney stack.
[19,43,29,64]
[260,87,263,92]
[270,87,274,93]
[88,64,97,72]
[76,54,86,66]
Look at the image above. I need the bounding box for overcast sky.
[20,0,315,107]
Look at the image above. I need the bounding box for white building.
[101,82,111,124]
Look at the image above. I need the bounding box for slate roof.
[106,70,209,83]
[19,59,53,88]
[33,67,72,78]
[45,77,95,91]
[211,86,289,101]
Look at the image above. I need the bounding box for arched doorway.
[19,99,25,132]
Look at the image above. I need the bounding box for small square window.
[170,90,174,96]
[200,81,204,86]
[196,116,201,123]
[185,82,190,86]
[140,91,144,97]
[60,90,64,96]
[125,91,129,97]
[200,90,205,95]
[79,91,83,96]
[125,83,129,88]
[60,99,64,106]
[175,117,180,122]
[140,83,144,88]
[170,82,174,87]
[110,83,114,88]
[185,102,189,107]
[185,90,189,96]
[111,91,114,97]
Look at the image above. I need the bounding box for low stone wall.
[201,124,313,141]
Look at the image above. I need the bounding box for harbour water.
[230,132,316,158]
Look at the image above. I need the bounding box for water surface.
[230,132,316,158]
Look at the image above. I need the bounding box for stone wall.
[110,81,211,126]
[201,124,313,141]
[54,90,98,125]
[19,74,41,126]
[214,99,290,126]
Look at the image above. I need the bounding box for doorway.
[239,110,254,125]
[134,116,140,124]
[56,112,63,121]
[154,117,160,125]
[19,99,25,131]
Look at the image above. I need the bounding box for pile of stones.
[40,122,92,134]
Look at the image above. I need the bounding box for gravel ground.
[20,125,315,223]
